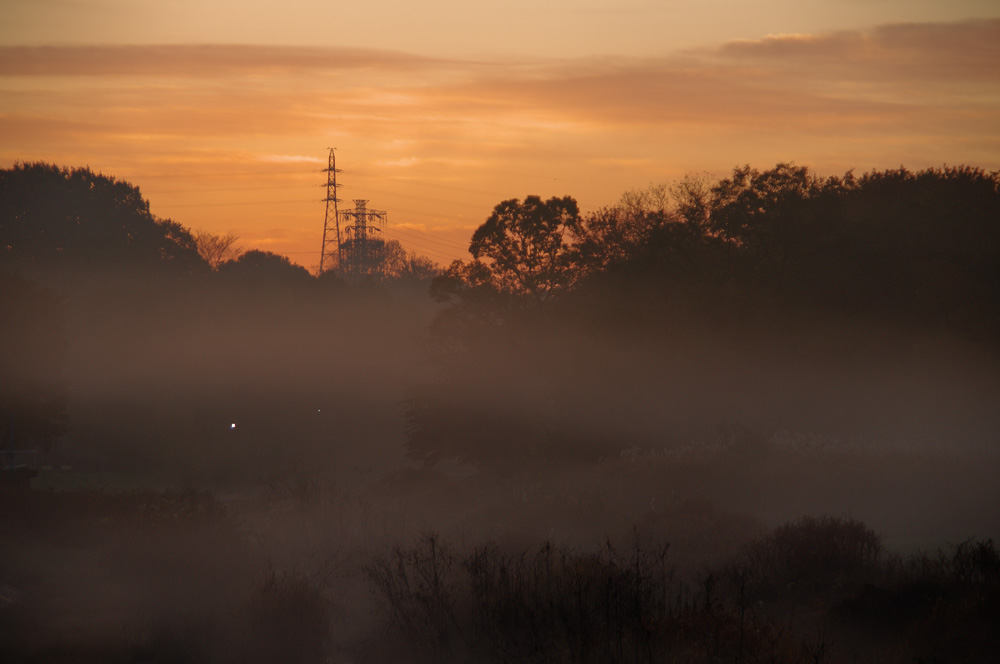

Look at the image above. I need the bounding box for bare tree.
[194,230,243,269]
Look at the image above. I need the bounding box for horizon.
[2,1,998,271]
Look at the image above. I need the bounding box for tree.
[216,249,313,288]
[380,239,440,284]
[708,163,822,251]
[465,195,583,303]
[671,173,714,231]
[574,184,678,273]
[0,162,206,275]
[194,229,243,269]
[832,165,1000,323]
[690,163,1000,328]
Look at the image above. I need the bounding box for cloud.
[0,44,448,77]
[378,157,422,168]
[9,19,993,140]
[2,20,997,265]
[715,18,1000,82]
[257,154,325,164]
[408,18,1000,135]
[3,21,994,169]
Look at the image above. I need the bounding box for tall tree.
[0,162,206,275]
[465,195,583,303]
[574,184,679,273]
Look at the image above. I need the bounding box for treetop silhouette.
[465,195,583,303]
[0,162,206,276]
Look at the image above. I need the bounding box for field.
[3,433,998,663]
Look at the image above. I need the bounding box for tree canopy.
[0,162,206,276]
[216,249,313,287]
[464,195,583,303]
[410,163,1000,470]
[433,164,999,332]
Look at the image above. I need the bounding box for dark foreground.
[2,477,997,664]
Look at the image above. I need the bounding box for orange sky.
[2,2,999,271]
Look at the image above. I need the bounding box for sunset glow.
[2,1,998,270]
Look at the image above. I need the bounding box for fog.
[53,274,430,482]
[17,268,1000,613]
[4,266,999,662]
[3,164,999,662]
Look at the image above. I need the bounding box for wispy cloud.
[2,20,996,266]
[0,44,449,77]
[257,154,325,164]
[715,19,1000,83]
[4,21,995,169]
[423,18,1000,130]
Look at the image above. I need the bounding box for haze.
[2,1,999,661]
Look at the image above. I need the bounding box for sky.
[2,0,998,270]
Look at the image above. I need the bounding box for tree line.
[2,160,997,465]
[0,162,438,287]
[433,163,999,336]
[415,163,1000,470]
[5,160,995,330]
[0,162,438,456]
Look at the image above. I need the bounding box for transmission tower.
[339,199,388,282]
[318,148,341,275]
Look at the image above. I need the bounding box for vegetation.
[411,163,1000,470]
[362,519,1000,663]
[0,162,205,276]
[1,159,997,662]
[433,164,999,331]
[3,488,996,663]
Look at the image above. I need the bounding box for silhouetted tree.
[671,173,714,231]
[0,162,206,276]
[701,163,1000,327]
[411,163,1000,473]
[832,166,1000,324]
[381,239,440,284]
[461,195,583,304]
[216,249,313,288]
[195,229,243,269]
[574,185,675,273]
[706,163,827,282]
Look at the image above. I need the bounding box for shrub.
[738,516,882,604]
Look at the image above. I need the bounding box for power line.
[381,205,478,225]
[130,167,318,179]
[385,231,463,257]
[339,183,487,209]
[386,225,469,251]
[151,183,316,194]
[159,198,311,208]
[344,169,509,198]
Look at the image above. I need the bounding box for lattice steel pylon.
[338,199,387,282]
[318,148,341,275]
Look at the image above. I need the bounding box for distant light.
[230,423,236,429]
[317,409,321,413]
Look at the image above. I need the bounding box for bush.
[737,516,882,604]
